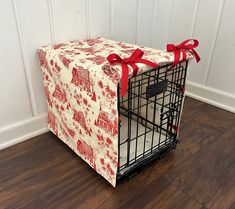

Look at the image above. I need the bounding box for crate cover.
[38,37,195,186]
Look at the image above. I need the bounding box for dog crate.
[38,37,198,187]
[117,61,188,182]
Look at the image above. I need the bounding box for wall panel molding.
[151,0,158,46]
[151,0,174,49]
[137,0,156,47]
[52,0,87,43]
[109,0,113,38]
[0,0,32,127]
[89,0,110,38]
[206,0,235,94]
[135,0,140,44]
[12,0,36,116]
[111,0,138,43]
[204,0,225,85]
[190,0,200,37]
[86,0,90,39]
[166,0,174,44]
[48,0,56,44]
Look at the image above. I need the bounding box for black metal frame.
[116,60,188,182]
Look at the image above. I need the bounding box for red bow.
[107,48,158,96]
[167,39,201,69]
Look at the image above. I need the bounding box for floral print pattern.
[38,37,194,187]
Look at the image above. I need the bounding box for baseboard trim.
[186,81,235,113]
[0,114,49,150]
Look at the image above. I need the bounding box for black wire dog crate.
[117,60,188,181]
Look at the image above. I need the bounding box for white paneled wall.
[15,0,52,115]
[111,0,139,43]
[52,0,88,42]
[0,0,32,128]
[0,0,235,149]
[152,0,173,49]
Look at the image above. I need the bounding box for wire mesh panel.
[117,61,188,180]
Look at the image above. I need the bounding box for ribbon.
[167,39,201,70]
[107,48,158,96]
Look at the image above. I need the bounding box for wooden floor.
[0,97,235,209]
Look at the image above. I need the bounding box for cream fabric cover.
[38,37,193,186]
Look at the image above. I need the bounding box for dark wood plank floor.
[0,97,235,209]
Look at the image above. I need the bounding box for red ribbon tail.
[168,50,181,70]
[191,49,201,62]
[129,63,138,77]
[182,50,187,61]
[120,64,129,96]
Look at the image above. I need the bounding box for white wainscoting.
[0,0,234,150]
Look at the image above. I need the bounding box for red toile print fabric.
[38,37,195,187]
